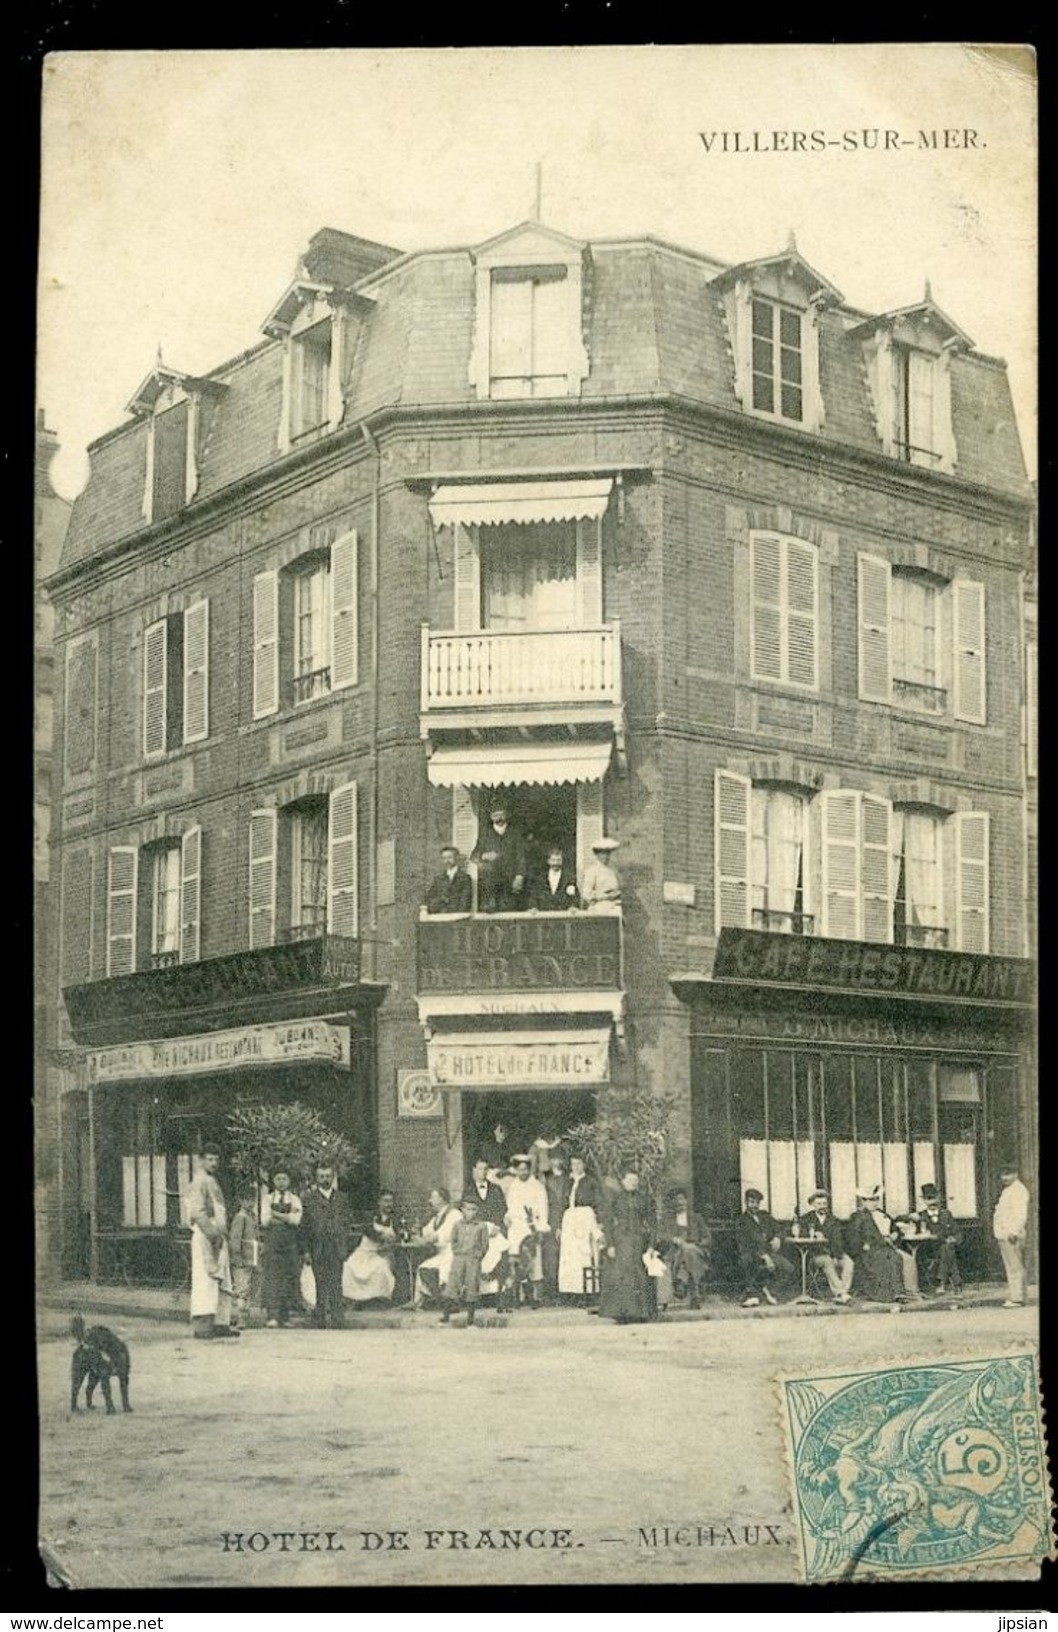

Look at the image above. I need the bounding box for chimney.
[302,228,403,290]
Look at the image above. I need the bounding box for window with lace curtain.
[288,799,328,941]
[750,788,812,935]
[893,810,947,949]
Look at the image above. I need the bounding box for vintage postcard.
[34,44,1039,1592]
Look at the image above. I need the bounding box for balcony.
[416,910,625,1031]
[420,623,624,747]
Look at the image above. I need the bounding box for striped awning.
[428,478,613,529]
[426,739,612,788]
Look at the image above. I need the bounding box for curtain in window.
[481,523,578,632]
[751,790,804,922]
[153,847,181,955]
[738,1138,770,1210]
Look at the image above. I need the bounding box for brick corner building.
[44,219,1036,1289]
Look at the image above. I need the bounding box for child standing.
[228,1187,260,1328]
[440,1198,493,1327]
[261,1168,303,1328]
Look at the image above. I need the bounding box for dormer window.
[292,319,331,440]
[264,280,357,454]
[127,365,222,526]
[856,293,969,475]
[715,245,839,435]
[468,222,590,402]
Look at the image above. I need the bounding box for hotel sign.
[712,930,1034,1007]
[417,915,621,994]
[86,1021,351,1084]
[427,1036,611,1088]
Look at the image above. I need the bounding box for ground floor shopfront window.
[691,1042,1023,1282]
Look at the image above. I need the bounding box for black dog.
[70,1316,132,1414]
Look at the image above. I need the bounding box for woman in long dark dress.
[598,1170,657,1324]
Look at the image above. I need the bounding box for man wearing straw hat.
[795,1188,853,1304]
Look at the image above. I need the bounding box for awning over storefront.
[427,1027,612,1089]
[428,478,613,530]
[427,738,612,788]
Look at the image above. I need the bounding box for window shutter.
[452,786,478,867]
[577,778,605,884]
[801,304,823,431]
[64,634,98,778]
[1026,640,1037,777]
[861,795,893,944]
[821,791,860,940]
[857,554,892,703]
[750,534,783,681]
[106,846,138,976]
[328,781,359,938]
[182,599,210,744]
[955,811,989,953]
[253,571,280,719]
[576,518,603,627]
[952,579,986,724]
[248,809,277,950]
[714,770,751,931]
[731,278,753,408]
[785,539,818,687]
[934,350,957,472]
[179,826,202,964]
[143,618,168,758]
[866,331,895,451]
[453,524,481,633]
[329,530,359,690]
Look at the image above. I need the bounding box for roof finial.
[924,277,932,303]
[156,341,164,370]
[533,162,543,223]
[787,228,798,253]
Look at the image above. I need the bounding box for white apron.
[190,1230,234,1318]
[558,1205,601,1294]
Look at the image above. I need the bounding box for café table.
[785,1234,827,1305]
[893,1230,936,1299]
[393,1238,433,1307]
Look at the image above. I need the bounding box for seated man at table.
[734,1189,795,1308]
[658,1188,711,1309]
[795,1189,853,1304]
[915,1183,962,1294]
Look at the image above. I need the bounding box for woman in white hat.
[580,837,622,913]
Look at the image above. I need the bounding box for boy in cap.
[440,1196,493,1327]
[795,1189,853,1303]
[581,837,622,913]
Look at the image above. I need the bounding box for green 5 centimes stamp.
[779,1351,1052,1582]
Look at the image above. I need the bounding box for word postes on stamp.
[779,1351,1051,1582]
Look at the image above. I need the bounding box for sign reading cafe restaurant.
[86,1021,351,1085]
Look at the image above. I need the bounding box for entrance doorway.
[462,1089,597,1185]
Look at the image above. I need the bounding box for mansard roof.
[58,222,1031,574]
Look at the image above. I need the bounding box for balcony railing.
[893,676,948,714]
[150,949,182,970]
[896,923,950,950]
[292,666,331,706]
[422,623,622,712]
[283,920,326,944]
[751,908,816,937]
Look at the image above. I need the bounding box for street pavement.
[38,1299,1038,1590]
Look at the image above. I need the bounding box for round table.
[893,1231,937,1299]
[785,1236,827,1304]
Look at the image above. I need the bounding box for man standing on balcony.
[423,845,473,915]
[581,837,622,912]
[472,805,526,913]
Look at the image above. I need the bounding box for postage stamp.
[778,1350,1052,1582]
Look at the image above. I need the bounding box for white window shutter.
[330,531,359,690]
[861,795,893,944]
[857,554,892,703]
[715,770,751,932]
[328,781,359,938]
[866,331,894,452]
[577,778,605,883]
[180,825,202,964]
[955,811,990,953]
[785,539,818,688]
[107,846,138,976]
[801,305,823,431]
[182,599,210,744]
[142,618,168,758]
[731,278,753,408]
[248,809,277,949]
[453,524,481,633]
[821,791,860,940]
[252,571,280,719]
[750,534,783,681]
[934,350,957,473]
[952,579,986,724]
[576,518,603,626]
[452,786,479,869]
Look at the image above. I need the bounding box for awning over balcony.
[428,478,613,529]
[427,1026,612,1089]
[426,739,612,788]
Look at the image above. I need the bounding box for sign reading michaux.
[418,915,621,993]
[86,1021,351,1084]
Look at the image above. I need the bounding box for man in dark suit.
[528,847,580,912]
[423,845,473,915]
[472,805,527,913]
[795,1188,853,1303]
[300,1163,355,1329]
[916,1183,962,1294]
[659,1188,712,1308]
[463,1157,507,1227]
[541,1149,572,1302]
[734,1188,794,1307]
